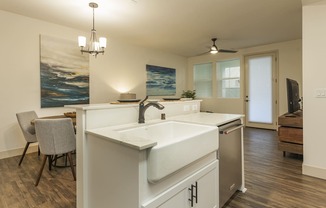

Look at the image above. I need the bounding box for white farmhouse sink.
[117,121,218,182]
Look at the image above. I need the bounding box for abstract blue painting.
[40,35,89,108]
[146,65,176,96]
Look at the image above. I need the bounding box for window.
[217,59,240,98]
[193,63,212,98]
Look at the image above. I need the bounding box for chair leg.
[65,153,68,166]
[18,142,30,166]
[35,155,47,186]
[48,155,53,171]
[67,152,76,181]
[54,155,58,167]
[38,146,40,156]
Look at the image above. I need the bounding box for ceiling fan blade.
[218,49,238,53]
[196,51,210,56]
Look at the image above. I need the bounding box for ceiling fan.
[199,38,238,55]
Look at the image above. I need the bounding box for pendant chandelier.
[78,2,107,57]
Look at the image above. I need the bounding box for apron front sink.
[117,121,218,182]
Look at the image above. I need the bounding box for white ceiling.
[0,0,302,57]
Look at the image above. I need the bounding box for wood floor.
[225,127,326,208]
[0,153,76,208]
[1,128,326,207]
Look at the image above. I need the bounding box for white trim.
[0,144,38,160]
[302,163,326,180]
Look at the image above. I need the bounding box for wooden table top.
[31,115,76,125]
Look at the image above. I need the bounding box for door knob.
[245,96,250,102]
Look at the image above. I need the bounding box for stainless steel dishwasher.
[218,119,244,208]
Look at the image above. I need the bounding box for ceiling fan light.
[210,45,218,54]
[211,45,218,52]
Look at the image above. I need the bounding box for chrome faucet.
[138,96,165,123]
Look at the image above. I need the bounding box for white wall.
[302,1,326,179]
[0,10,187,159]
[187,40,302,115]
[90,40,187,103]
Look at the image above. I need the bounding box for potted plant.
[181,90,196,100]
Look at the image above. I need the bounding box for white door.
[245,53,278,130]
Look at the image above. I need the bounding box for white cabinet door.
[194,162,218,208]
[142,161,218,208]
[158,188,188,208]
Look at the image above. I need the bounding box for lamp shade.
[78,36,87,47]
[99,37,107,48]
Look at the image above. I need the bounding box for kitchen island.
[67,100,245,208]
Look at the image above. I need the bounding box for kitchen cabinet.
[142,160,218,208]
[86,131,218,208]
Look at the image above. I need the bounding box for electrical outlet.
[315,88,326,98]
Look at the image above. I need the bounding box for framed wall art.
[146,64,176,96]
[40,35,90,108]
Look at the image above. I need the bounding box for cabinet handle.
[188,186,194,207]
[219,124,244,135]
[188,182,198,207]
[194,182,198,204]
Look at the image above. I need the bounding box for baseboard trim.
[302,163,326,180]
[0,144,38,160]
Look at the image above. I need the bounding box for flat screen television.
[286,78,301,114]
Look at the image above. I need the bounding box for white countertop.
[169,112,244,126]
[86,112,244,150]
[66,100,201,110]
[86,120,160,150]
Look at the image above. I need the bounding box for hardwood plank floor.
[1,128,326,207]
[225,127,326,208]
[0,154,76,208]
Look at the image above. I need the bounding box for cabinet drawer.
[278,127,303,144]
[278,113,303,128]
[278,142,303,154]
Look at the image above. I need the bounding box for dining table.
[31,114,76,126]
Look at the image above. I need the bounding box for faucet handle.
[140,96,149,105]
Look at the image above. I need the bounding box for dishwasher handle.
[219,124,244,135]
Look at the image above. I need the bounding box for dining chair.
[16,111,40,166]
[34,118,76,186]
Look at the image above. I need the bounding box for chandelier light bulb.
[99,37,107,48]
[78,36,87,48]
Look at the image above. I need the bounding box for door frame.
[244,51,279,130]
